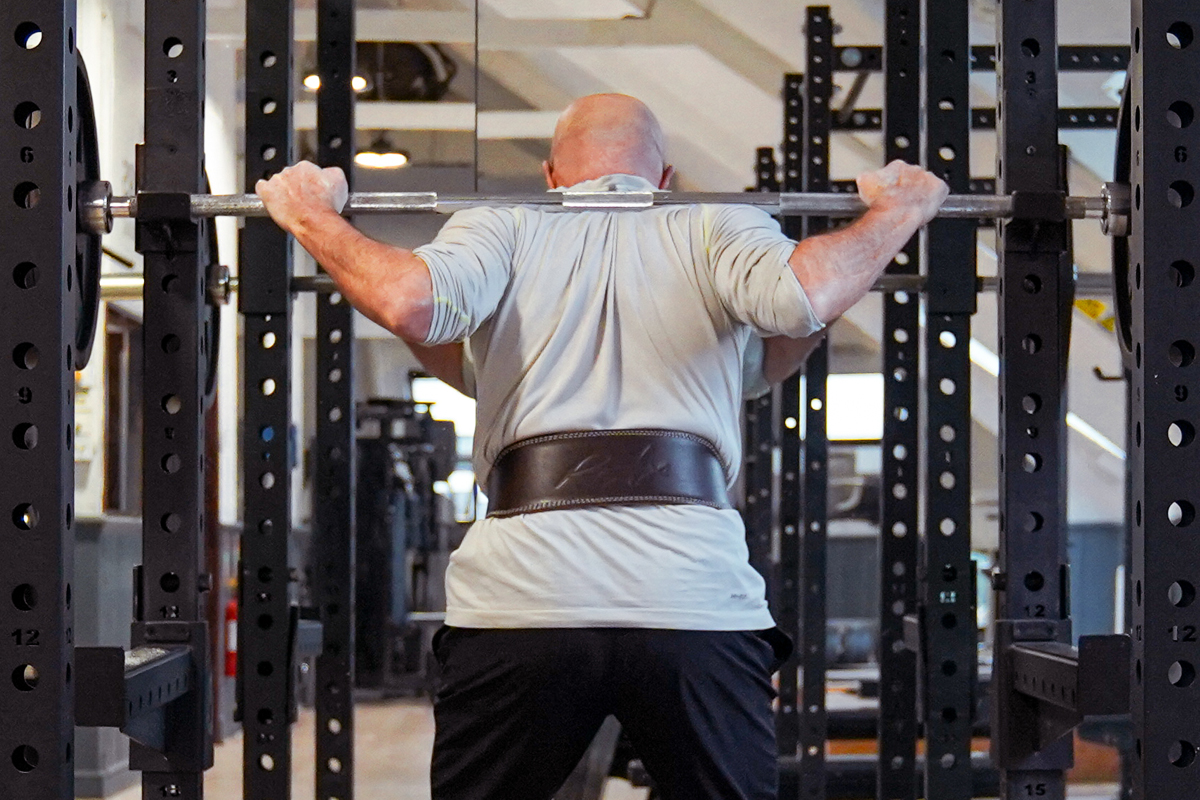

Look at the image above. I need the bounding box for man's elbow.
[385,296,434,342]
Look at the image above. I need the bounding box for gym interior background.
[3,0,1193,799]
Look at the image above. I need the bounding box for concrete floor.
[100,698,647,800]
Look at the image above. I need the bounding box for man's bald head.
[543,94,675,189]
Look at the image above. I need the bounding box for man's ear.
[542,160,556,189]
[658,164,676,190]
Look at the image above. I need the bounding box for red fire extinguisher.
[224,599,238,677]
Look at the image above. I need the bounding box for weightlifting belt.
[485,429,731,518]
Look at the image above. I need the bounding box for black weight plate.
[1113,73,1134,368]
[75,50,103,370]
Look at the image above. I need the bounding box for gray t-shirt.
[415,174,822,629]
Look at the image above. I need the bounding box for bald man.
[258,93,948,800]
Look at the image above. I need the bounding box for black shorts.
[430,626,793,800]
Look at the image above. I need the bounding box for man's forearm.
[788,205,920,324]
[292,209,434,342]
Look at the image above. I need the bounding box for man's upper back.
[414,174,820,479]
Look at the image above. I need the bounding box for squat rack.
[0,3,1197,800]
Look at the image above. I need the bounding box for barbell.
[82,185,1131,229]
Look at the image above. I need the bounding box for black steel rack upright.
[919,1,977,799]
[239,0,297,797]
[133,0,215,796]
[776,74,805,800]
[992,1,1075,799]
[0,3,78,797]
[797,9,833,800]
[314,1,358,798]
[877,3,921,798]
[1128,3,1200,799]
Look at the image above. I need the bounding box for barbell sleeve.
[100,189,1123,221]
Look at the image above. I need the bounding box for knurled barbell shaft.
[100,190,1117,221]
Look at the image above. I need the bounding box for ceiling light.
[303,74,321,91]
[355,138,409,169]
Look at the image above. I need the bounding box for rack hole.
[257,708,274,725]
[258,614,273,630]
[939,472,955,490]
[329,407,343,422]
[891,522,907,538]
[1170,581,1196,607]
[12,423,37,450]
[13,503,38,530]
[1023,274,1042,294]
[161,513,181,533]
[13,102,41,130]
[942,565,958,582]
[940,518,956,536]
[258,566,273,583]
[261,51,277,68]
[161,335,180,354]
[11,745,38,772]
[162,395,182,415]
[1023,453,1042,473]
[1025,512,1044,533]
[939,378,955,396]
[1169,181,1195,209]
[1024,571,1045,591]
[260,331,277,349]
[328,757,343,773]
[261,98,278,115]
[1170,340,1196,367]
[329,718,343,734]
[160,573,180,593]
[257,661,273,677]
[1169,740,1196,767]
[940,425,956,443]
[1171,260,1195,287]
[12,664,38,691]
[11,584,36,611]
[329,328,343,344]
[942,613,957,629]
[13,262,37,289]
[13,182,40,209]
[1169,101,1195,129]
[163,38,184,58]
[260,472,275,489]
[939,331,957,348]
[261,378,276,396]
[1169,501,1195,527]
[1168,22,1194,50]
[261,145,277,162]
[14,23,42,50]
[1022,394,1041,414]
[259,754,275,771]
[1021,38,1041,58]
[1170,661,1196,687]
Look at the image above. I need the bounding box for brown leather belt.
[485,429,731,518]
